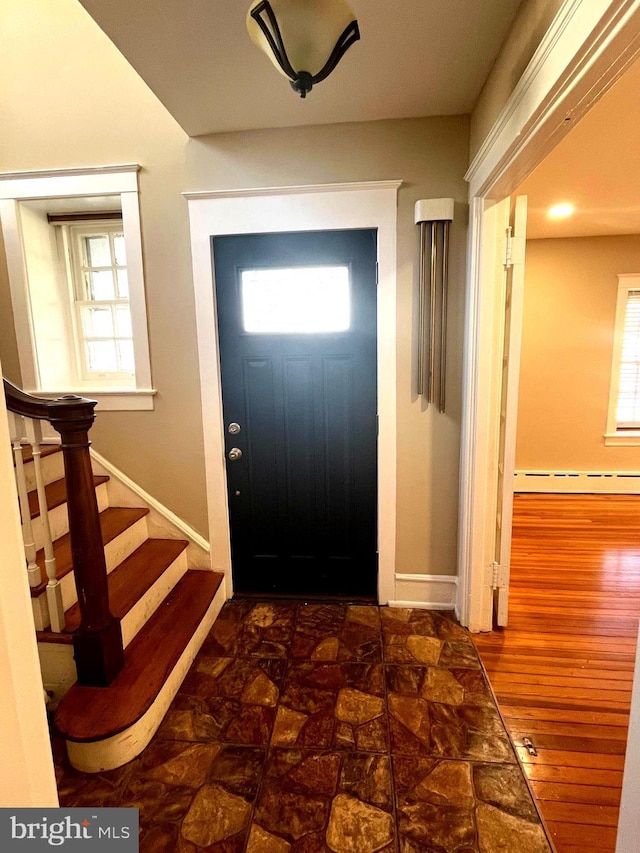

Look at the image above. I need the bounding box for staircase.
[6,382,225,774]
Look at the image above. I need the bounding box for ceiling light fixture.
[246,0,360,99]
[548,202,575,219]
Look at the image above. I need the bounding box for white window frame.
[66,220,134,384]
[0,165,155,411]
[605,274,640,446]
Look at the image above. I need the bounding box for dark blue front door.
[213,229,378,598]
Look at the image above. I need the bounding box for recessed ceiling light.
[548,202,575,219]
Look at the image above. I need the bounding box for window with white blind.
[606,275,640,444]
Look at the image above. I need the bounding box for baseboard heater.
[514,470,640,494]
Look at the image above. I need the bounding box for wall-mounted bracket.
[415,198,454,411]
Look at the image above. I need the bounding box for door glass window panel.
[241,266,350,333]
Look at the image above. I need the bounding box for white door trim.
[459,0,640,630]
[185,180,400,603]
[467,0,640,200]
[459,197,511,631]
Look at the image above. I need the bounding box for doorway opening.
[185,180,400,604]
[474,53,640,853]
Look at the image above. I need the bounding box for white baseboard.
[389,573,458,611]
[90,449,212,570]
[515,469,640,494]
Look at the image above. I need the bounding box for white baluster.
[8,412,41,588]
[24,418,64,633]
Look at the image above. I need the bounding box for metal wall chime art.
[415,198,455,412]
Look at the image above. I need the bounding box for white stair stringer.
[90,450,211,571]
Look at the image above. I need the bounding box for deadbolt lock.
[228,422,241,435]
[228,447,243,462]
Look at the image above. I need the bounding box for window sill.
[604,431,640,446]
[30,388,156,412]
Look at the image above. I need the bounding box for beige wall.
[0,0,469,576]
[469,0,565,160]
[517,235,640,471]
[0,0,208,534]
[187,117,470,575]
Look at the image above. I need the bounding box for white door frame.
[185,181,400,604]
[458,0,640,632]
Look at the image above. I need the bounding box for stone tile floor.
[54,602,553,852]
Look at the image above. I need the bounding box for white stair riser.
[121,550,188,648]
[104,517,148,573]
[33,516,150,623]
[22,451,65,492]
[38,643,76,709]
[32,596,49,632]
[32,482,109,552]
[66,579,226,773]
[61,571,77,612]
[32,580,74,629]
[37,546,186,642]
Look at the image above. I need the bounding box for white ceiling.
[520,57,640,240]
[78,0,522,137]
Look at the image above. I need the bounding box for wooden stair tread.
[63,538,189,633]
[28,475,109,519]
[31,506,149,596]
[55,570,224,742]
[18,444,62,465]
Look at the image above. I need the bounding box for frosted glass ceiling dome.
[246,0,360,98]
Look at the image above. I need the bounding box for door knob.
[228,447,243,462]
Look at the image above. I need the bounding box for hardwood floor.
[474,493,640,853]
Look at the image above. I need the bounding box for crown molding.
[183,180,402,201]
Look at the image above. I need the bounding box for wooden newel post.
[3,379,124,686]
[51,396,124,686]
